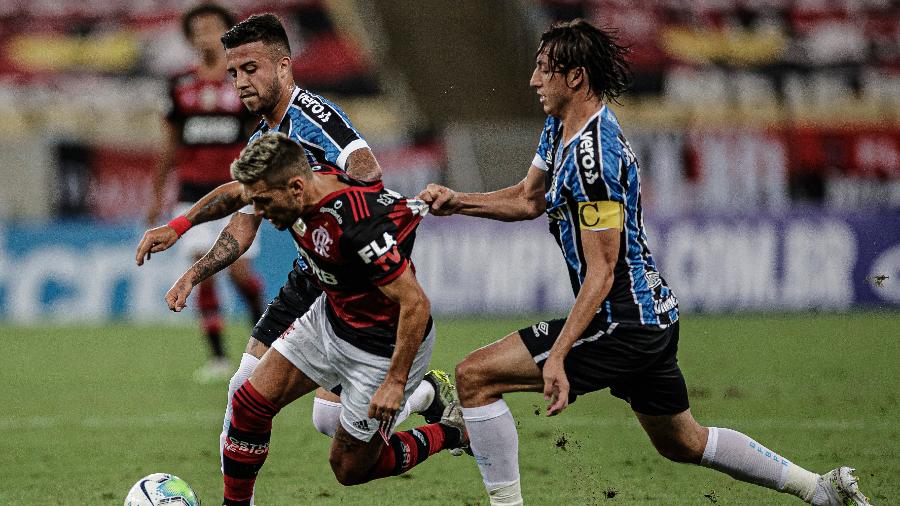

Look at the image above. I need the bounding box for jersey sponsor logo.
[312,227,333,256]
[298,249,338,285]
[319,206,343,224]
[645,270,662,289]
[297,91,334,123]
[377,189,402,207]
[577,201,624,231]
[653,294,678,314]
[578,130,597,171]
[358,232,402,272]
[182,115,242,144]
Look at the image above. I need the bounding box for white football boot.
[814,467,872,505]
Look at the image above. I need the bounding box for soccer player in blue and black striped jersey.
[420,19,870,506]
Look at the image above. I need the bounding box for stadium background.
[0,1,897,504]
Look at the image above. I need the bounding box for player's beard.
[252,75,284,117]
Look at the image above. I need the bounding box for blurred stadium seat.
[0,0,896,321]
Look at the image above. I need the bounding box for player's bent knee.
[328,455,367,486]
[455,358,483,404]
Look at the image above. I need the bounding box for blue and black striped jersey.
[249,86,368,170]
[532,107,678,327]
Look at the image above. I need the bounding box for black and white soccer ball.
[124,473,200,506]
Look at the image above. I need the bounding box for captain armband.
[577,201,624,231]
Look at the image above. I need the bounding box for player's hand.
[165,275,194,312]
[368,377,405,423]
[417,184,460,216]
[135,225,179,266]
[542,356,570,416]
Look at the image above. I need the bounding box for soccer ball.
[124,473,200,506]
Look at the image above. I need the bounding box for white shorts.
[272,297,436,442]
[174,202,260,260]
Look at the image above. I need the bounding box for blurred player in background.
[136,12,452,505]
[177,133,466,505]
[146,3,264,383]
[420,19,871,506]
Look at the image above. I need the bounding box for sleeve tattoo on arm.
[192,192,241,223]
[191,230,241,283]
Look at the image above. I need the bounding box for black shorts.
[519,318,688,416]
[251,260,323,347]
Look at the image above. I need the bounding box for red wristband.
[167,215,192,237]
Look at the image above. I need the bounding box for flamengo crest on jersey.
[286,166,428,357]
[248,86,369,171]
[533,107,678,327]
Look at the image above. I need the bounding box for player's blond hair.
[230,132,311,185]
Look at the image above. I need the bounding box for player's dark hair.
[181,3,236,39]
[537,19,631,104]
[221,13,291,58]
[231,133,311,186]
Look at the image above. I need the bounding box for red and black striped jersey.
[165,69,254,200]
[288,164,429,357]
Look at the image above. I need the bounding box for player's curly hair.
[181,3,235,39]
[538,19,631,104]
[231,133,311,185]
[221,13,291,58]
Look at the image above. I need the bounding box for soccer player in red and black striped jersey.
[166,132,466,505]
[146,3,265,383]
[136,13,456,505]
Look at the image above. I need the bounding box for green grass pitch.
[2,311,897,505]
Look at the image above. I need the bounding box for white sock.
[406,379,435,416]
[311,397,342,437]
[219,353,259,505]
[462,399,522,505]
[701,427,818,502]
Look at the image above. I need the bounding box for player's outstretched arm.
[183,180,250,225]
[345,148,382,182]
[135,181,251,266]
[165,212,261,311]
[418,166,546,221]
[368,268,431,424]
[543,228,619,416]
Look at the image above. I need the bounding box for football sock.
[461,399,522,505]
[197,279,225,357]
[700,427,817,502]
[311,397,342,437]
[222,381,280,506]
[234,274,264,324]
[401,379,434,420]
[366,423,457,480]
[220,354,260,471]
